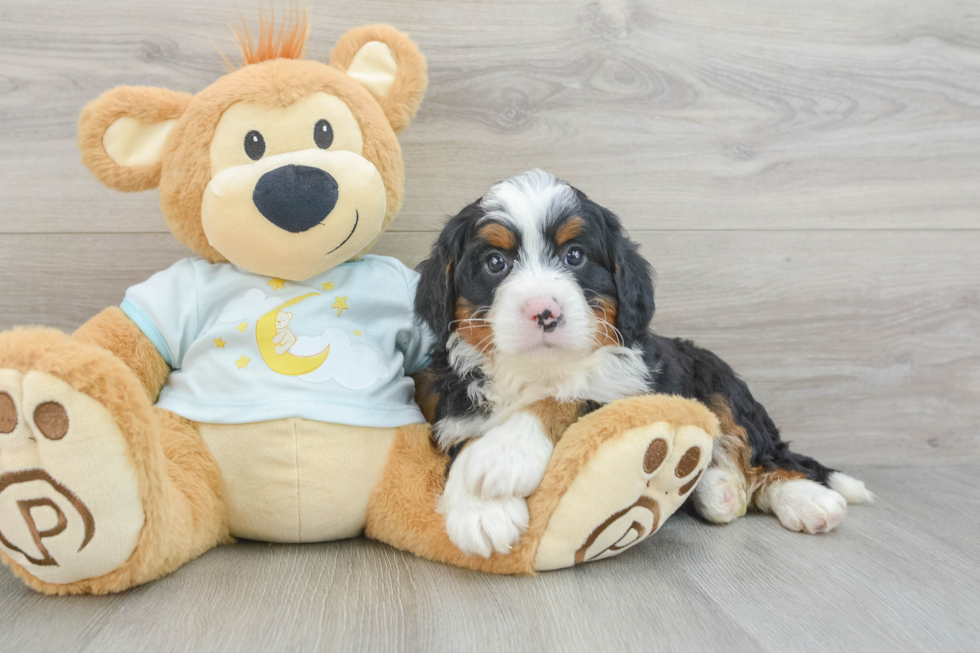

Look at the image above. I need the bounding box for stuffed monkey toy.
[0,15,717,595]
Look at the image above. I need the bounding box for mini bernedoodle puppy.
[416,169,872,557]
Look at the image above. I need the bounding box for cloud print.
[218,289,284,322]
[295,327,390,389]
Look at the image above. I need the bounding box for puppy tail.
[828,471,875,504]
[778,451,873,504]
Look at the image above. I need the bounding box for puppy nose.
[253,165,339,233]
[525,298,563,333]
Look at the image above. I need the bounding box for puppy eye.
[485,252,508,275]
[564,247,586,267]
[244,130,266,160]
[314,119,334,149]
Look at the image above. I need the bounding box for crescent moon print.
[255,293,330,375]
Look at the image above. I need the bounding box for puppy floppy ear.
[330,24,427,134]
[78,86,192,192]
[415,205,474,339]
[601,207,656,344]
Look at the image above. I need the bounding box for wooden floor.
[1,0,978,651]
[0,465,977,653]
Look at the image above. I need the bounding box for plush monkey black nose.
[252,165,339,233]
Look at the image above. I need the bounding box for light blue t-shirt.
[120,255,434,427]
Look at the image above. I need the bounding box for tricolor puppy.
[416,170,872,557]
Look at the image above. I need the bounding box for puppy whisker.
[449,318,490,328]
[471,331,496,354]
[587,304,624,347]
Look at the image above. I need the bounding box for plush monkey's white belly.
[197,419,397,542]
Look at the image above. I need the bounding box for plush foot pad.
[0,369,144,584]
[533,421,712,570]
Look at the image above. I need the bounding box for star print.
[235,355,250,369]
[213,338,226,348]
[321,281,336,291]
[332,296,349,317]
[353,329,361,337]
[237,322,248,333]
[268,278,286,291]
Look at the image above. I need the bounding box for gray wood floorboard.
[1,231,976,467]
[0,466,976,653]
[1,0,980,233]
[1,0,978,649]
[1,0,977,466]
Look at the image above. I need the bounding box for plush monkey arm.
[524,399,590,445]
[73,307,171,401]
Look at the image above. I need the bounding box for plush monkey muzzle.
[253,164,339,233]
[201,147,386,280]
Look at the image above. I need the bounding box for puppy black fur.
[416,182,836,491]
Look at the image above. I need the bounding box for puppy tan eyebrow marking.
[478,223,516,250]
[555,216,585,245]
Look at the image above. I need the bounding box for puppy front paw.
[459,418,553,500]
[440,464,529,557]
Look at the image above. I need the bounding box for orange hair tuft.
[224,5,311,69]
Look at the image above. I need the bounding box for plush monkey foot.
[0,348,146,586]
[529,397,715,571]
[0,328,220,596]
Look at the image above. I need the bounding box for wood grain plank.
[0,230,976,467]
[2,0,980,233]
[1,466,977,653]
[2,0,978,649]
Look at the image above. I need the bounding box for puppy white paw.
[692,468,746,524]
[440,468,528,557]
[460,415,553,500]
[765,479,848,534]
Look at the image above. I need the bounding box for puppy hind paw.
[766,479,847,534]
[692,468,747,524]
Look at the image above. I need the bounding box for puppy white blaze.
[480,170,594,356]
[481,169,578,260]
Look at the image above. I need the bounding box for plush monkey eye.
[564,246,586,267]
[485,252,508,275]
[314,119,334,149]
[244,130,265,160]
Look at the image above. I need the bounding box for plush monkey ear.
[330,25,427,134]
[78,86,192,192]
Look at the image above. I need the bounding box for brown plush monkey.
[0,12,716,595]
